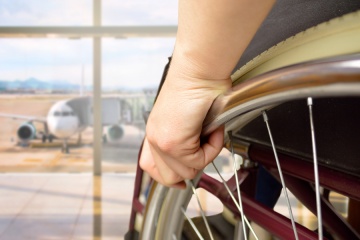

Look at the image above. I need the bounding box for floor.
[0,172,349,240]
[0,173,134,240]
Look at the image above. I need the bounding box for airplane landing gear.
[41,134,54,143]
[62,139,69,154]
[41,123,54,143]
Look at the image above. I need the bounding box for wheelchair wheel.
[139,10,360,240]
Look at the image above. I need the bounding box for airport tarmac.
[0,121,144,173]
[0,130,143,173]
[0,94,145,173]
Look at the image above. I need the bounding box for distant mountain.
[0,78,158,93]
[0,78,80,91]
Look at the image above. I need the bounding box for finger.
[139,138,165,183]
[170,127,224,170]
[141,157,186,188]
[140,138,186,188]
[150,144,199,183]
[200,126,225,166]
[145,126,221,182]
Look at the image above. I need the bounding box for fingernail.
[171,181,186,189]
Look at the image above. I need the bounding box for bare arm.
[140,0,275,187]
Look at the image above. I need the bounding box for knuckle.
[139,158,148,171]
[163,174,182,186]
[183,168,199,180]
[190,160,205,170]
[157,139,177,154]
[147,132,179,155]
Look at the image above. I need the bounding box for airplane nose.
[52,124,67,137]
[49,122,66,138]
[48,118,78,139]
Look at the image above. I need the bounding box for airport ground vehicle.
[127,7,360,240]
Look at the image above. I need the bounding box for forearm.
[172,0,275,81]
[141,1,276,187]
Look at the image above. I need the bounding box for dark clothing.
[234,0,360,71]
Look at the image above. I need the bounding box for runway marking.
[16,163,39,167]
[46,153,62,166]
[68,158,88,163]
[23,158,43,163]
[16,158,43,166]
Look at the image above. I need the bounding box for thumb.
[201,126,224,167]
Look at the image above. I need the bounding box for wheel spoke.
[181,207,205,240]
[229,131,248,240]
[189,181,215,240]
[212,161,259,240]
[262,111,299,240]
[307,97,323,240]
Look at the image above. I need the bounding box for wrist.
[170,44,234,82]
[165,60,232,98]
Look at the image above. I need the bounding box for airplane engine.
[103,124,124,143]
[17,122,36,142]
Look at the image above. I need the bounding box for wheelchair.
[127,2,360,239]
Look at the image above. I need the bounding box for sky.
[0,0,178,89]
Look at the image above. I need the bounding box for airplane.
[0,95,152,153]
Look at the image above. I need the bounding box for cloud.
[0,37,175,89]
[0,0,177,26]
[0,1,177,89]
[102,0,178,25]
[0,0,92,26]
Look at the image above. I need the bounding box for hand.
[139,64,231,188]
[139,0,274,188]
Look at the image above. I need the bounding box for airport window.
[0,38,93,172]
[0,0,92,26]
[0,38,92,90]
[102,38,175,90]
[101,37,175,172]
[102,0,178,26]
[0,1,179,239]
[0,37,177,173]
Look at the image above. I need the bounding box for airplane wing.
[0,113,46,123]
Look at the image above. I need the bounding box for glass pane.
[0,38,93,173]
[102,0,178,26]
[101,37,175,172]
[0,0,92,26]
